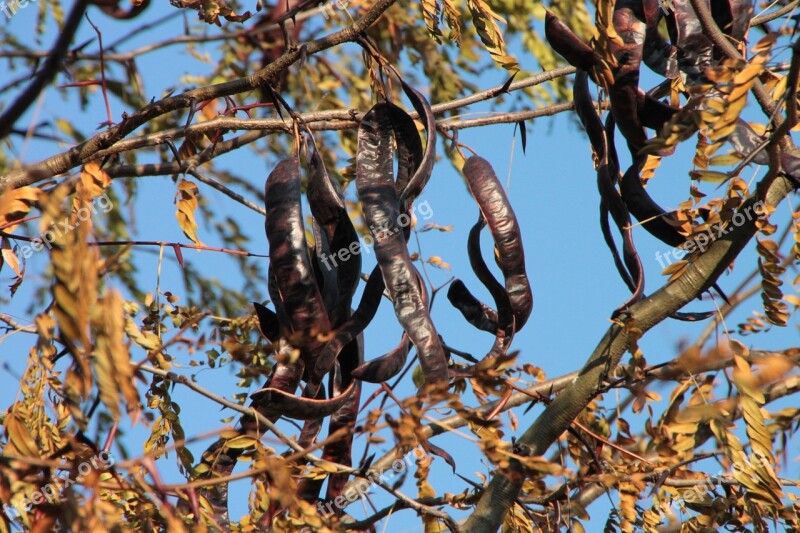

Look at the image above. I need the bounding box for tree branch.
[463,172,799,531]
[0,0,89,140]
[0,0,399,191]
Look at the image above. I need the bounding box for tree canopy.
[0,0,799,531]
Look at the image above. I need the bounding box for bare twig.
[0,0,89,140]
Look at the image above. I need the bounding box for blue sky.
[1,1,798,530]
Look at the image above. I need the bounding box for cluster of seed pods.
[544,0,761,316]
[197,80,533,522]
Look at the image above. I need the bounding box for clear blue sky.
[1,2,798,530]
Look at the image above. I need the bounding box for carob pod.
[664,0,714,86]
[263,158,331,361]
[575,73,715,320]
[611,2,648,148]
[574,70,646,311]
[447,279,499,334]
[448,216,515,373]
[356,102,449,385]
[351,84,436,383]
[196,160,324,522]
[544,10,600,72]
[250,380,357,420]
[307,267,387,397]
[251,159,334,409]
[307,147,361,326]
[397,79,437,209]
[352,266,429,383]
[461,156,533,331]
[310,220,338,314]
[352,333,412,383]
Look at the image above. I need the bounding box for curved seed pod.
[574,71,645,309]
[544,10,599,71]
[639,92,679,131]
[357,103,448,385]
[446,215,516,375]
[311,220,339,313]
[643,23,678,77]
[462,156,533,331]
[320,333,363,503]
[610,2,648,153]
[351,267,427,382]
[250,380,357,420]
[307,148,361,326]
[351,333,411,383]
[397,79,436,207]
[598,159,646,310]
[307,147,346,229]
[446,279,499,334]
[575,76,717,320]
[664,0,714,86]
[350,234,433,383]
[253,302,281,343]
[619,156,685,247]
[384,102,423,199]
[467,216,515,359]
[264,158,331,358]
[729,119,769,166]
[307,266,386,395]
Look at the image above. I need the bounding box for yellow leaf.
[689,170,729,183]
[80,161,112,198]
[1,238,21,277]
[427,256,451,269]
[708,154,742,167]
[0,186,40,232]
[175,180,202,244]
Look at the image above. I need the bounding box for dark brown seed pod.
[461,156,533,331]
[307,147,362,327]
[356,103,449,385]
[253,301,280,343]
[609,4,648,153]
[308,266,386,394]
[575,73,716,320]
[544,10,599,72]
[397,79,436,208]
[574,71,645,311]
[264,158,331,359]
[663,0,714,86]
[351,333,411,383]
[319,335,363,503]
[250,380,358,420]
[446,279,499,334]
